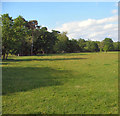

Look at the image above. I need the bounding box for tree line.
[1,14,120,59]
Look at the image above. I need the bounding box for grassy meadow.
[2,52,118,114]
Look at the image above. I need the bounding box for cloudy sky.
[2,2,118,41]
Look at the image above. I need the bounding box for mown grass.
[2,52,118,114]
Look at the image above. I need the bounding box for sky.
[2,2,118,41]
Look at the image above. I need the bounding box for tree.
[33,27,59,54]
[2,14,14,59]
[118,42,120,51]
[96,41,104,52]
[113,42,119,51]
[27,20,40,55]
[66,39,79,53]
[103,38,114,52]
[2,13,118,58]
[53,32,69,53]
[78,38,86,52]
[0,15,2,58]
[13,15,30,56]
[85,40,99,52]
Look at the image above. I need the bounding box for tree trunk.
[42,50,44,54]
[6,53,8,60]
[3,53,5,60]
[31,31,34,56]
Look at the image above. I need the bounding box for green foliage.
[33,27,58,54]
[85,40,99,52]
[113,42,120,51]
[53,32,69,53]
[66,39,79,53]
[13,15,31,55]
[1,13,120,59]
[2,14,14,59]
[97,41,104,52]
[78,38,86,51]
[103,38,114,52]
[0,15,2,56]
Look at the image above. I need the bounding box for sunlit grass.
[2,52,118,114]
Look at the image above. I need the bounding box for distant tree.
[53,32,69,53]
[113,42,119,51]
[118,42,120,51]
[78,38,86,51]
[27,20,40,55]
[103,38,114,52]
[33,27,59,54]
[66,39,79,53]
[85,40,99,52]
[50,30,60,53]
[33,27,48,54]
[96,41,104,52]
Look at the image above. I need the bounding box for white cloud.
[54,15,118,41]
[112,9,117,14]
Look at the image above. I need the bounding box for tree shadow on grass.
[36,53,89,56]
[0,62,9,65]
[3,57,87,62]
[2,66,71,95]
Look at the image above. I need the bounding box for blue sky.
[2,2,117,28]
[2,2,118,41]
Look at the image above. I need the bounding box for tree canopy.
[1,14,119,59]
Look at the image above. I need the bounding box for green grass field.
[2,52,118,114]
